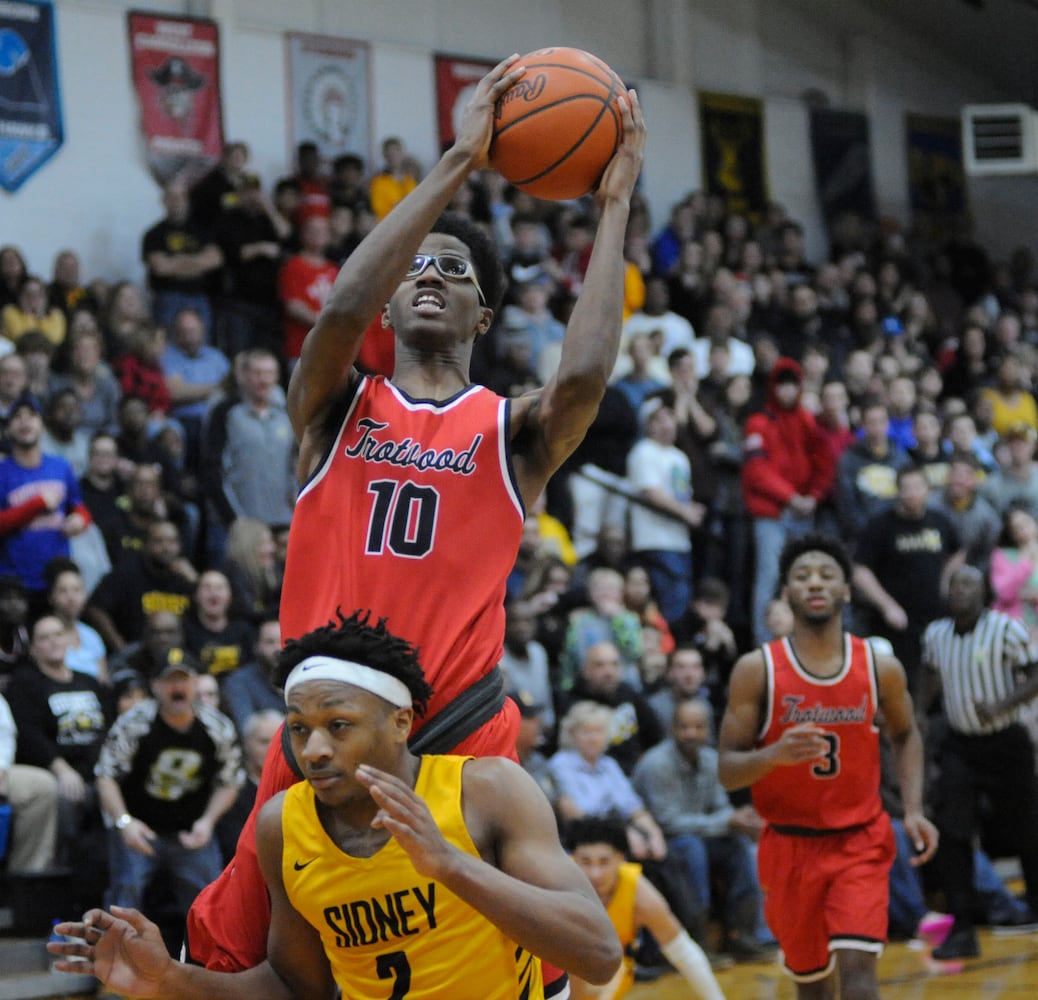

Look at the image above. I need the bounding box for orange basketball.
[489,47,625,201]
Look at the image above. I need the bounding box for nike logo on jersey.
[294,858,317,870]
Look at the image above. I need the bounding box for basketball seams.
[494,94,619,136]
[495,99,619,183]
[524,47,624,92]
[519,61,620,93]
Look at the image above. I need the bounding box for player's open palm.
[455,55,525,167]
[358,764,457,879]
[48,907,171,997]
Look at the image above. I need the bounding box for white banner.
[286,32,370,166]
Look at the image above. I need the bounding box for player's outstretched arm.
[632,877,727,1000]
[47,908,299,1000]
[287,54,526,438]
[48,797,335,1000]
[359,758,622,984]
[718,652,829,791]
[510,90,646,504]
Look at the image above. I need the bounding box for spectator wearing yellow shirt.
[981,351,1038,438]
[532,490,578,566]
[368,136,419,220]
[1,275,67,348]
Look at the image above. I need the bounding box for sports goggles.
[406,253,486,306]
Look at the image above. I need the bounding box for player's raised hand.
[596,89,645,206]
[771,723,830,766]
[47,907,171,997]
[453,54,526,168]
[357,763,458,879]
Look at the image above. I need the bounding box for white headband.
[283,655,412,708]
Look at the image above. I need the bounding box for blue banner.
[0,0,63,192]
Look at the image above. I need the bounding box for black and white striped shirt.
[922,609,1030,736]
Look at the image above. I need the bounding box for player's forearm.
[555,198,629,390]
[890,725,926,817]
[436,852,621,985]
[717,745,781,791]
[157,957,296,1000]
[320,145,478,330]
[289,145,478,429]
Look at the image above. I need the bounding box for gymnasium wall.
[4,0,1035,285]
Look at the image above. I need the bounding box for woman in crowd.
[1,274,67,347]
[223,517,283,625]
[623,564,674,656]
[51,318,122,434]
[45,558,108,685]
[0,244,29,309]
[101,280,150,357]
[990,501,1038,645]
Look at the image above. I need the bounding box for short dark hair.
[778,533,852,586]
[15,330,53,357]
[564,816,628,855]
[694,577,730,607]
[896,464,928,488]
[667,347,693,370]
[947,450,980,471]
[44,556,80,590]
[275,608,433,718]
[333,153,365,173]
[430,212,505,312]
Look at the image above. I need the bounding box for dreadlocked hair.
[275,608,433,718]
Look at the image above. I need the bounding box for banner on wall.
[698,91,767,220]
[0,0,64,193]
[127,11,223,186]
[434,53,495,152]
[286,33,370,168]
[809,108,876,230]
[906,113,968,240]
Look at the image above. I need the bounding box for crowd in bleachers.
[2,128,1038,961]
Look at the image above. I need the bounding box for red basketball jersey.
[281,375,524,725]
[752,634,882,830]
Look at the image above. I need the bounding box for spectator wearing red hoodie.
[741,358,835,644]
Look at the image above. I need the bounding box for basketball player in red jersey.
[718,534,937,1000]
[185,53,646,990]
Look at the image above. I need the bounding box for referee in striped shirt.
[921,564,1038,959]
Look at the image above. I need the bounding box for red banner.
[127,11,223,186]
[434,53,496,151]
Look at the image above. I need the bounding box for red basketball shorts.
[758,811,895,981]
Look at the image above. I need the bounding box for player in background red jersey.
[718,534,937,999]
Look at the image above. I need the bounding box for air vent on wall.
[962,103,1038,175]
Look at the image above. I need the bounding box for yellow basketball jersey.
[281,754,544,1000]
[604,862,641,999]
